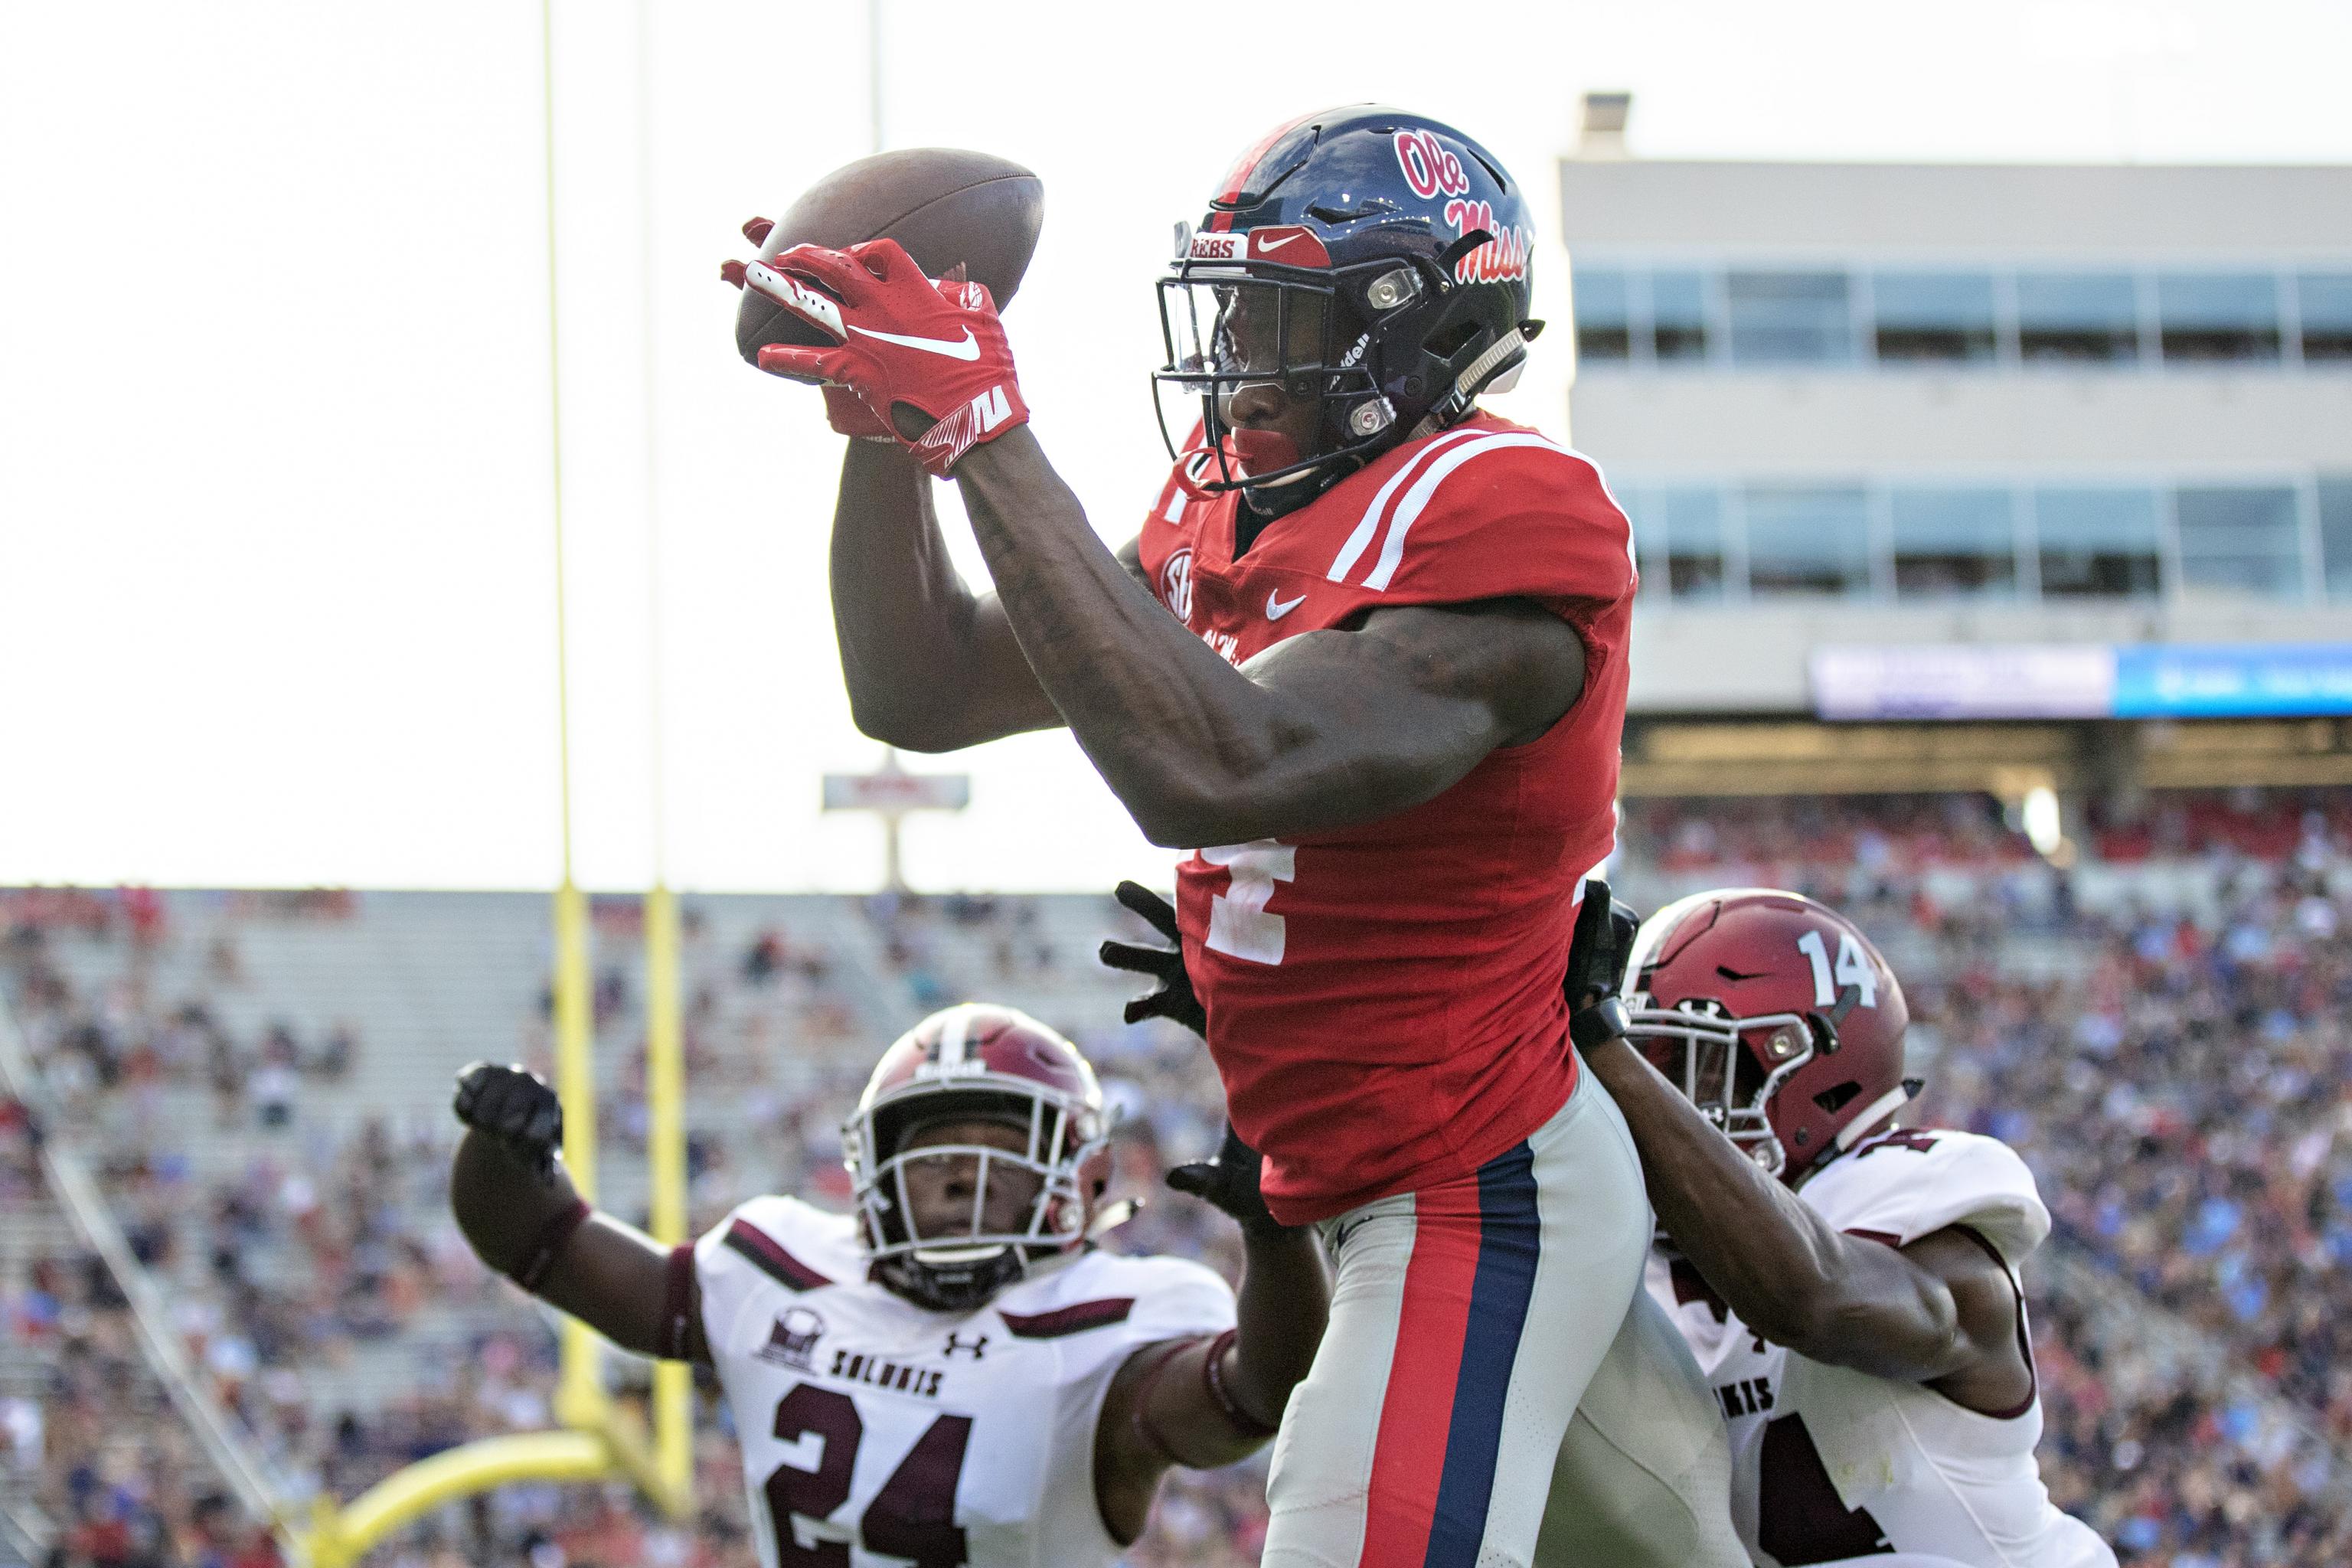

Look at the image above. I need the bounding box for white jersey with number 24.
[696,1194,1236,1568]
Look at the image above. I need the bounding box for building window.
[2174,485,2305,599]
[2298,273,2352,362]
[1891,488,2017,597]
[1655,486,1730,599]
[2157,273,2282,362]
[2034,488,2162,598]
[1622,486,1730,599]
[1744,485,1870,596]
[2014,273,2140,363]
[1573,266,1632,362]
[1726,272,1853,365]
[1651,270,1711,362]
[1873,273,1999,364]
[2320,478,2352,599]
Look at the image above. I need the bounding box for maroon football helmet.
[842,1003,1112,1309]
[1622,889,1914,1183]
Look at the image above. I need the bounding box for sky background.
[5,0,2350,893]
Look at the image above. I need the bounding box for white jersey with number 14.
[1648,1127,2114,1568]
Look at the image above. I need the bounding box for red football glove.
[740,239,1029,477]
[723,220,893,443]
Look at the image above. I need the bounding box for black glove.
[1097,881,1206,1038]
[1167,1122,1285,1239]
[453,1062,564,1184]
[1563,878,1642,1051]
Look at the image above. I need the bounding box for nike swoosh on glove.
[740,238,1029,477]
[723,217,896,444]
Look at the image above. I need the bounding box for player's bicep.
[1812,1224,2016,1392]
[926,536,1155,749]
[1900,1227,2036,1414]
[1205,600,1582,835]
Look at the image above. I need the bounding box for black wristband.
[658,1244,699,1362]
[510,1197,591,1291]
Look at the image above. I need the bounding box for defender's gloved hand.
[1563,877,1642,1051]
[1168,1122,1285,1239]
[731,237,1028,475]
[1097,880,1206,1038]
[452,1062,564,1184]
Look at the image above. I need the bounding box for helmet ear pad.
[1357,270,1522,431]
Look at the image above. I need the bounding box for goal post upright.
[643,882,694,1504]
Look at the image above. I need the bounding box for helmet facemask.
[1153,230,1536,516]
[1158,246,1478,508]
[1624,998,1823,1180]
[844,1084,1108,1312]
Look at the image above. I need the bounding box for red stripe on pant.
[1358,1175,1488,1568]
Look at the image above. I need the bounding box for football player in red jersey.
[1565,889,2114,1568]
[731,109,1733,1568]
[447,1004,1329,1568]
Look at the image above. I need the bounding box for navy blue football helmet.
[1153,106,1542,511]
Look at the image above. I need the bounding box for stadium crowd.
[5,786,2352,1566]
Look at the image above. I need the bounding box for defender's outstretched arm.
[449,1064,708,1367]
[1093,1217,1330,1543]
[1579,1039,2029,1413]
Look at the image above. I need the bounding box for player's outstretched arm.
[957,429,1586,848]
[828,440,1089,752]
[1576,1038,2029,1413]
[449,1063,709,1367]
[1091,1132,1331,1542]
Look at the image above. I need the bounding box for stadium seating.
[6,786,2352,1565]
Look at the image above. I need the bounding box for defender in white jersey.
[1561,887,2112,1568]
[448,1003,1330,1568]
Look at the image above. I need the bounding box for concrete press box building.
[1560,95,2352,822]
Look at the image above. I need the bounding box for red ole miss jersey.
[1136,413,1637,1223]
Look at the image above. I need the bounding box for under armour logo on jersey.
[942,1332,988,1360]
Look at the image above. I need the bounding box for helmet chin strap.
[1207,320,1540,516]
[1406,323,1537,442]
[1833,1081,1921,1152]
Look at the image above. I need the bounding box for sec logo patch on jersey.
[1161,547,1195,622]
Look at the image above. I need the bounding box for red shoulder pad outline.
[723,1218,833,1293]
[998,1297,1135,1338]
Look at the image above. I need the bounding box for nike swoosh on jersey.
[1266,590,1307,619]
[846,323,982,360]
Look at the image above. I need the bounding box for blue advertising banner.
[1812,642,2352,720]
[2111,643,2352,717]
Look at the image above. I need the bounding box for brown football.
[734,148,1045,364]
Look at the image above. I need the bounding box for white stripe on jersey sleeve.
[1363,433,1579,592]
[1324,427,1487,583]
